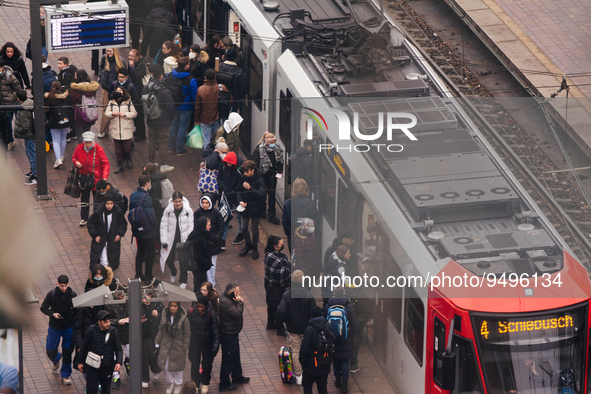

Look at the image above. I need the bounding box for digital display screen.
[46,2,128,52]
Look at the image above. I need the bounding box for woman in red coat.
[72,132,110,226]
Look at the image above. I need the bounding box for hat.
[291,270,304,283]
[97,310,111,321]
[225,48,238,62]
[82,132,95,142]
[224,113,243,133]
[310,306,323,318]
[196,295,209,306]
[104,194,115,203]
[222,151,238,166]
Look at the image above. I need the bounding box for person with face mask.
[105,85,137,174]
[263,235,291,337]
[98,48,126,138]
[188,295,220,394]
[189,44,209,86]
[160,192,194,288]
[251,132,284,225]
[193,195,224,286]
[94,180,127,213]
[87,195,128,272]
[293,218,322,279]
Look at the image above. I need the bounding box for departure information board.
[45,1,129,53]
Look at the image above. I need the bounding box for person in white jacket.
[160,191,194,288]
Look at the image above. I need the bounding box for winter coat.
[194,79,226,124]
[0,65,23,105]
[221,154,244,207]
[214,113,242,153]
[108,78,139,104]
[74,307,102,350]
[14,98,34,140]
[71,143,110,191]
[40,286,77,330]
[129,187,159,239]
[218,292,244,335]
[264,250,291,289]
[194,196,224,255]
[278,285,317,335]
[140,7,176,58]
[58,65,78,89]
[204,145,224,189]
[299,317,334,376]
[128,57,148,92]
[44,88,72,129]
[0,55,30,89]
[187,217,212,271]
[70,81,100,127]
[0,112,10,145]
[87,203,128,270]
[105,99,138,140]
[322,253,349,298]
[94,185,127,213]
[163,56,178,75]
[99,55,124,91]
[324,297,357,360]
[159,197,194,273]
[168,69,197,111]
[294,227,322,277]
[290,147,314,185]
[42,66,58,93]
[218,61,245,100]
[155,306,190,372]
[188,304,221,359]
[235,169,266,218]
[251,142,285,175]
[80,324,123,366]
[143,301,164,339]
[190,51,209,86]
[85,266,116,292]
[108,303,129,345]
[142,79,175,128]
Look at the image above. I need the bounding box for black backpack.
[128,193,152,237]
[314,327,335,367]
[163,74,192,105]
[218,84,233,120]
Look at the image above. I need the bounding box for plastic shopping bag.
[186,124,204,149]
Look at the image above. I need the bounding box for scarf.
[258,143,283,174]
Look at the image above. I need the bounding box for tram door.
[238,26,253,154]
[429,310,450,394]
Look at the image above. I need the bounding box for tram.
[186,0,591,393]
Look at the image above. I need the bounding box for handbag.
[78,149,96,190]
[186,124,204,149]
[85,351,102,369]
[64,166,81,198]
[176,241,197,271]
[219,192,233,223]
[197,161,218,194]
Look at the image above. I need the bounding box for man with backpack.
[277,270,317,385]
[57,57,78,90]
[142,63,175,172]
[165,56,196,157]
[299,305,335,394]
[129,174,159,283]
[195,69,227,146]
[323,287,357,394]
[95,179,128,213]
[217,49,245,116]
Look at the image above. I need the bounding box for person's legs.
[266,174,278,217]
[340,358,350,380]
[231,334,243,380]
[165,243,178,277]
[251,216,260,246]
[85,366,100,394]
[178,259,188,285]
[25,139,36,175]
[50,129,62,161]
[60,327,73,378]
[219,333,237,387]
[207,254,217,285]
[201,348,215,385]
[144,237,156,280]
[287,332,303,377]
[136,238,148,280]
[157,126,170,165]
[148,125,158,163]
[6,112,14,143]
[190,346,203,385]
[74,125,90,144]
[81,188,92,221]
[175,110,191,153]
[168,111,180,153]
[46,326,63,365]
[113,139,124,164]
[316,374,329,394]
[141,336,151,383]
[122,139,133,163]
[134,109,146,140]
[222,220,229,241]
[98,364,114,394]
[172,370,183,386]
[302,373,314,394]
[240,216,252,245]
[200,122,214,146]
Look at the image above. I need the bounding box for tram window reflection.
[452,335,483,394]
[404,286,424,366]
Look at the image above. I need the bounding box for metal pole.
[128,279,142,394]
[29,0,49,198]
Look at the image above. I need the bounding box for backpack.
[218,84,233,120]
[314,327,335,367]
[77,95,99,123]
[159,178,174,207]
[163,74,192,105]
[217,65,243,95]
[327,305,349,340]
[141,88,162,120]
[128,193,152,236]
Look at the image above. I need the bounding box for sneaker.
[295,374,303,385]
[142,382,149,389]
[219,385,238,392]
[170,275,176,283]
[98,382,102,391]
[179,283,187,290]
[276,330,287,337]
[232,233,245,245]
[350,364,360,373]
[7,141,16,150]
[167,150,174,154]
[232,376,250,385]
[24,171,32,178]
[79,219,87,226]
[51,359,61,371]
[124,357,130,376]
[25,175,37,185]
[166,383,175,394]
[160,164,175,173]
[176,149,190,157]
[152,373,161,381]
[53,158,63,169]
[111,378,121,389]
[268,215,281,225]
[97,133,107,138]
[173,385,182,394]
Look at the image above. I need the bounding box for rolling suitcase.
[278,345,295,384]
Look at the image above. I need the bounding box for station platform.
[441,0,591,158]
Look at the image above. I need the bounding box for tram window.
[279,90,292,157]
[193,0,205,39]
[249,51,263,110]
[404,286,424,366]
[433,318,446,387]
[320,154,336,229]
[452,335,483,394]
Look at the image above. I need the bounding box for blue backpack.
[327,305,348,340]
[128,193,152,236]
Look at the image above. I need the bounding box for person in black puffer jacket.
[187,217,212,292]
[323,288,357,393]
[87,196,128,271]
[194,195,224,286]
[44,81,71,168]
[235,160,266,259]
[189,295,220,392]
[299,306,334,394]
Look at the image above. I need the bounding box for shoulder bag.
[78,148,96,190]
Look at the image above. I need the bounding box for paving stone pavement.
[1,4,393,394]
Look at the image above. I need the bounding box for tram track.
[385,0,591,267]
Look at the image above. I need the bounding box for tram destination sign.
[45,1,129,53]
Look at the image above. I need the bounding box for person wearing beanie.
[278,269,316,385]
[299,303,334,394]
[87,192,127,271]
[189,293,220,394]
[221,150,245,246]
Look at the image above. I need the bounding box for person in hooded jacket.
[324,287,357,393]
[160,191,194,287]
[0,42,30,89]
[294,218,322,279]
[168,57,197,157]
[264,236,291,337]
[40,56,58,93]
[289,140,314,186]
[322,245,351,303]
[98,48,126,138]
[187,217,212,292]
[278,270,316,385]
[251,132,284,225]
[236,160,266,259]
[140,0,177,59]
[189,295,221,394]
[70,69,99,143]
[299,306,334,394]
[105,85,137,174]
[189,44,208,86]
[194,195,224,285]
[214,112,242,154]
[14,90,36,185]
[221,151,244,245]
[45,81,72,168]
[87,195,127,271]
[0,60,24,149]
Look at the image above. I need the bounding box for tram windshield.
[472,304,587,394]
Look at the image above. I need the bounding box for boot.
[341,378,348,393]
[268,214,280,225]
[114,162,124,174]
[201,385,209,394]
[251,246,259,260]
[126,157,133,169]
[334,376,341,388]
[239,243,252,256]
